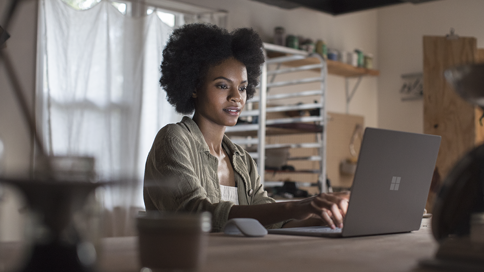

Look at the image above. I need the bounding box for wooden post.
[423,36,477,180]
[423,36,479,212]
[476,49,484,145]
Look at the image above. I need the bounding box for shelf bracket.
[345,76,362,114]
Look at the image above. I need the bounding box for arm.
[235,149,350,229]
[144,130,234,231]
[229,192,350,229]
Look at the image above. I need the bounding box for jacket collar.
[180,116,242,156]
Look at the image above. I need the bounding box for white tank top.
[220,185,239,205]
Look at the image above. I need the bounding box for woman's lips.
[223,107,241,116]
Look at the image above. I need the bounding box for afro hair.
[160,24,265,114]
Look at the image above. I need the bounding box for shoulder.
[154,123,189,145]
[150,120,202,157]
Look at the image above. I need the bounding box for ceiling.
[251,0,439,15]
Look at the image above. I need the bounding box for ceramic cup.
[137,212,211,271]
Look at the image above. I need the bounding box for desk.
[1,219,439,272]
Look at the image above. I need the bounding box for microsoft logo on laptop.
[390,176,401,191]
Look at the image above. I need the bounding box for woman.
[144,24,349,232]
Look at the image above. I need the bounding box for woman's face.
[193,57,248,127]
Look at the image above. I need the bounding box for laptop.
[268,127,441,238]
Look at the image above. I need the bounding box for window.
[63,0,126,13]
[38,0,227,209]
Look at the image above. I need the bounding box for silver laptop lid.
[342,128,441,237]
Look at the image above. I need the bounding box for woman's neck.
[192,114,225,155]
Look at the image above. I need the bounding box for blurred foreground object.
[420,62,484,270]
[1,156,104,272]
[0,24,10,48]
[137,212,211,271]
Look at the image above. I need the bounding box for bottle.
[273,27,286,46]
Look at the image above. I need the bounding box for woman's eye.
[239,86,247,92]
[216,84,229,89]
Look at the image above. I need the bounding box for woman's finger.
[318,194,349,216]
[311,198,340,228]
[329,202,344,228]
[321,208,335,229]
[339,198,349,217]
[333,191,351,200]
[310,194,348,228]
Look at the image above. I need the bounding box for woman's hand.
[287,191,350,229]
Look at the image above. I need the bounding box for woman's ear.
[192,91,197,98]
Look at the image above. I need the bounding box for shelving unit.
[226,43,379,194]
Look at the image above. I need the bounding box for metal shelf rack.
[225,43,328,193]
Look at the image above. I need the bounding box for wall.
[0,0,378,239]
[377,0,484,133]
[0,0,380,173]
[179,0,380,128]
[0,0,38,241]
[0,0,38,175]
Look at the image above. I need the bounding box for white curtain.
[37,0,178,209]
[37,0,227,236]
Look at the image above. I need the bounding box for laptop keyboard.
[270,226,343,234]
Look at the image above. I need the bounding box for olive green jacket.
[143,117,283,232]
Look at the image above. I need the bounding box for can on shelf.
[327,49,339,61]
[286,35,298,49]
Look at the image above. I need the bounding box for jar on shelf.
[315,40,327,59]
[327,49,339,61]
[354,49,364,67]
[285,35,298,49]
[340,51,348,64]
[273,27,285,46]
[300,39,315,53]
[348,52,358,66]
[364,54,373,69]
[297,36,304,49]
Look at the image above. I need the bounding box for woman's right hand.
[288,191,350,229]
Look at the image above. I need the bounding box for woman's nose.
[229,87,242,102]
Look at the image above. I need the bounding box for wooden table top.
[1,219,440,272]
[99,219,438,272]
